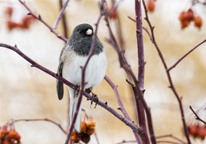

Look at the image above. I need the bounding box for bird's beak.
[86,29,92,35]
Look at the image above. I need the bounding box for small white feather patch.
[86,29,92,35]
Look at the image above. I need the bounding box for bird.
[56,23,107,132]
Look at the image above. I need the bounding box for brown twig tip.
[117,107,122,111]
[27,12,31,15]
[126,79,135,87]
[189,106,206,125]
[127,16,135,22]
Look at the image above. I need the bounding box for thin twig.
[104,76,130,119]
[10,118,66,134]
[189,106,206,125]
[18,0,68,43]
[104,75,142,143]
[94,131,100,144]
[167,39,206,71]
[142,0,191,143]
[59,0,69,40]
[156,140,183,144]
[53,0,71,30]
[156,134,187,144]
[127,16,152,41]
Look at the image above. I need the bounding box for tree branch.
[135,0,150,144]
[19,0,68,43]
[9,118,66,134]
[53,0,71,30]
[189,106,206,125]
[142,0,191,143]
[167,39,206,71]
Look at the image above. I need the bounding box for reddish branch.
[53,0,71,30]
[156,134,186,144]
[141,0,191,143]
[104,75,142,143]
[135,0,150,144]
[18,0,68,43]
[59,0,69,39]
[104,76,130,119]
[167,39,206,71]
[9,118,66,134]
[156,141,183,144]
[103,3,156,144]
[189,106,206,125]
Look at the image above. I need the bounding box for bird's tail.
[69,87,82,132]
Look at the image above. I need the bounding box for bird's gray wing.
[56,61,64,100]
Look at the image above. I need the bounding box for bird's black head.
[73,23,93,37]
[67,23,103,56]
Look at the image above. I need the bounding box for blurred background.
[0,0,206,143]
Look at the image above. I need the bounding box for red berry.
[147,0,155,12]
[194,16,203,29]
[108,6,117,20]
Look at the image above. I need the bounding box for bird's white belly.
[63,51,107,89]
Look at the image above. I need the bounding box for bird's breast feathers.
[63,49,107,88]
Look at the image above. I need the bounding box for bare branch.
[156,134,187,144]
[9,118,66,134]
[189,106,206,125]
[19,0,68,43]
[167,39,206,71]
[142,0,191,143]
[135,0,150,143]
[127,16,153,41]
[104,76,131,119]
[53,0,71,30]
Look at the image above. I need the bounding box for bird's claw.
[90,93,99,109]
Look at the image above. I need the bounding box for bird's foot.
[85,88,92,94]
[74,85,80,98]
[90,93,99,109]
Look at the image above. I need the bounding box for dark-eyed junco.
[56,23,107,132]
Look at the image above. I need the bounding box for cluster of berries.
[4,7,35,31]
[187,124,206,140]
[179,9,203,29]
[71,119,96,143]
[0,125,21,144]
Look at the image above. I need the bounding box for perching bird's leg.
[74,85,80,98]
[91,93,99,109]
[86,88,99,109]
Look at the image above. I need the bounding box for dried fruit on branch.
[147,0,155,12]
[187,9,194,21]
[108,6,117,20]
[81,122,87,132]
[81,133,90,143]
[5,7,13,18]
[194,16,203,29]
[86,119,96,128]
